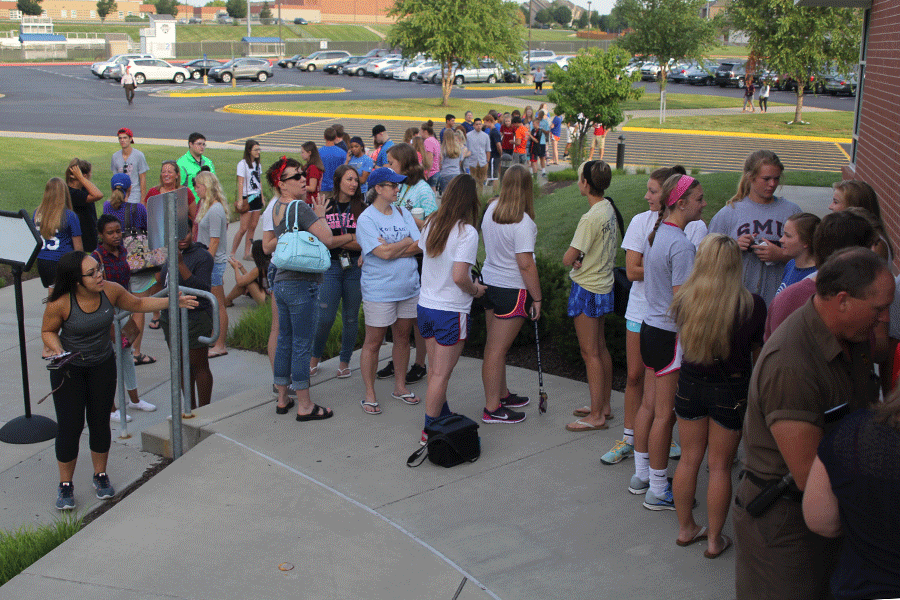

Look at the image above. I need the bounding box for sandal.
[336,367,351,379]
[391,391,421,405]
[275,399,295,415]
[572,407,615,420]
[360,399,382,415]
[148,318,161,330]
[133,353,157,366]
[309,365,319,376]
[565,419,609,432]
[296,404,333,422]
[676,526,708,547]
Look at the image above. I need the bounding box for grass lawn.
[0,517,82,586]
[1,139,246,215]
[625,111,853,140]
[533,170,841,259]
[226,98,523,118]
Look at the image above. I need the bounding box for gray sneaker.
[56,482,75,511]
[628,474,649,495]
[643,485,676,511]
[92,472,115,499]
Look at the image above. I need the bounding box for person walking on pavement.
[121,65,136,105]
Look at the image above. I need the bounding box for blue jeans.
[312,259,362,364]
[274,278,320,391]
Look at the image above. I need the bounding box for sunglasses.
[280,173,304,182]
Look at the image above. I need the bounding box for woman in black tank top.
[41,251,198,511]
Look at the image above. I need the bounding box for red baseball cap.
[117,127,134,143]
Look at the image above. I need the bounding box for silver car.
[208,58,274,83]
[91,53,154,78]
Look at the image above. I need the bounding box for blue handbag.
[271,200,330,273]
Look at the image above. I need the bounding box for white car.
[116,58,190,84]
[365,56,403,77]
[394,59,437,81]
[91,53,154,78]
[435,60,503,85]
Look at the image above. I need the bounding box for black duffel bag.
[407,414,481,468]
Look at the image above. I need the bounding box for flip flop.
[336,367,351,379]
[572,406,615,420]
[360,400,382,415]
[133,353,157,366]
[704,535,733,559]
[296,404,333,422]
[391,391,421,405]
[565,419,609,432]
[208,351,228,359]
[676,526,708,547]
[309,365,319,376]
[275,399,295,415]
[148,318,161,330]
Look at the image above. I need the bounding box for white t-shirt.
[236,159,262,198]
[357,204,420,302]
[480,200,537,290]
[261,195,279,232]
[621,210,707,323]
[110,148,149,204]
[418,221,479,313]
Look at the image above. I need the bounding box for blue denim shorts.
[211,261,226,287]
[674,369,749,431]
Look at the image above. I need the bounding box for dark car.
[323,55,353,74]
[684,60,719,86]
[715,61,750,88]
[342,56,378,76]
[293,17,308,25]
[183,58,224,80]
[277,54,304,69]
[208,57,273,83]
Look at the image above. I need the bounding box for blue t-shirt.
[348,153,374,195]
[488,127,502,159]
[36,209,81,262]
[375,139,394,168]
[357,204,420,302]
[551,116,563,137]
[319,145,347,192]
[775,259,816,296]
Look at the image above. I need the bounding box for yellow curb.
[621,126,851,144]
[221,105,446,121]
[468,85,554,91]
[165,87,347,98]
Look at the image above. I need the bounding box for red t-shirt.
[304,164,322,204]
[594,124,606,136]
[500,124,516,151]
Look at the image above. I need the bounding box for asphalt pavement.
[0,181,835,599]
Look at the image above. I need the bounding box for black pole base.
[0,415,58,445]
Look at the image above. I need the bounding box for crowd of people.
[35,120,900,599]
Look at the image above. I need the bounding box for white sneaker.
[130,399,157,412]
[110,410,133,423]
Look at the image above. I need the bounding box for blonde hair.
[728,150,784,206]
[492,164,534,224]
[671,234,753,365]
[35,178,73,240]
[648,174,700,247]
[194,171,229,222]
[441,128,462,159]
[834,179,880,220]
[109,188,127,211]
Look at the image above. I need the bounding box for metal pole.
[616,135,625,171]
[13,267,31,418]
[246,0,251,38]
[166,192,183,459]
[180,306,192,419]
[114,313,130,439]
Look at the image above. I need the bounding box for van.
[296,50,351,72]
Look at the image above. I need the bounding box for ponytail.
[109,188,126,210]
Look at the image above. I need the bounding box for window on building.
[10,10,21,19]
[127,11,133,16]
[851,9,869,165]
[90,10,96,18]
[119,11,124,19]
[61,9,67,17]
[71,9,77,17]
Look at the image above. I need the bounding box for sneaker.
[129,399,157,412]
[643,485,676,511]
[110,410,133,423]
[377,361,394,379]
[405,363,427,384]
[670,440,682,460]
[500,392,530,408]
[420,431,428,446]
[601,440,634,465]
[628,474,649,495]
[92,472,115,499]
[482,406,526,424]
[56,482,75,511]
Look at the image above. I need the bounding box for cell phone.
[43,351,70,361]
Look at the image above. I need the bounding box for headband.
[273,156,288,187]
[667,176,696,206]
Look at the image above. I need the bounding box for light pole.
[246,0,251,38]
[587,1,591,29]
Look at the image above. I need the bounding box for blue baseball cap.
[367,167,407,187]
[111,173,132,191]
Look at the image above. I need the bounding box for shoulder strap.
[91,249,104,272]
[122,203,133,230]
[406,445,428,467]
[606,197,625,241]
[288,200,301,232]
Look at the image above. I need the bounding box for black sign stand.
[0,210,58,444]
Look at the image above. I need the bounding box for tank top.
[60,291,114,367]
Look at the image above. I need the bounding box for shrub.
[0,516,82,586]
[548,168,578,182]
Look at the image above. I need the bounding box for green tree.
[553,4,572,26]
[154,0,178,17]
[548,47,643,167]
[589,11,600,27]
[205,0,226,5]
[728,0,861,124]
[96,0,116,22]
[575,11,589,29]
[16,0,42,15]
[535,8,553,25]
[259,1,272,20]
[615,0,721,120]
[388,0,523,106]
[225,0,246,18]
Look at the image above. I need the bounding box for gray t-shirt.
[197,202,229,265]
[642,223,696,332]
[110,148,149,204]
[272,199,322,283]
[708,196,801,306]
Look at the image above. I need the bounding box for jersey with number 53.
[34,209,82,262]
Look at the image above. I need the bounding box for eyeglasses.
[377,182,399,189]
[82,268,104,279]
[280,173,304,182]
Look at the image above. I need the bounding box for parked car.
[341,56,378,76]
[715,61,751,88]
[668,61,695,84]
[393,59,436,81]
[379,60,408,79]
[366,56,403,77]
[208,57,273,83]
[323,55,353,74]
[188,17,202,24]
[293,17,308,25]
[825,72,858,96]
[91,53,154,78]
[417,64,444,83]
[296,50,351,71]
[277,54,304,69]
[684,60,719,86]
[114,58,190,84]
[435,60,503,85]
[623,59,643,77]
[216,14,233,24]
[183,58,224,80]
[522,49,557,61]
[362,48,391,59]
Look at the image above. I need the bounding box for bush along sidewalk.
[0,516,83,586]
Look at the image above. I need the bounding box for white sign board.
[146,188,191,250]
[0,210,42,269]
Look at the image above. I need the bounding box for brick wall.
[843,0,900,260]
